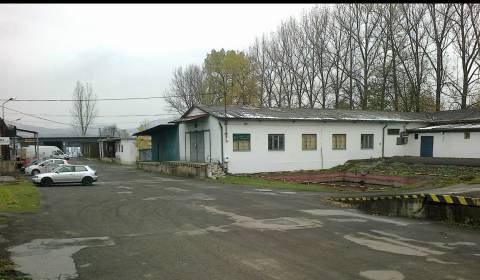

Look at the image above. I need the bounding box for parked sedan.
[25,159,69,175]
[20,157,49,172]
[32,165,98,187]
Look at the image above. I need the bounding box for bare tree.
[337,4,359,109]
[330,5,348,108]
[449,4,480,109]
[71,81,97,136]
[165,65,204,114]
[385,4,404,111]
[345,4,382,109]
[424,4,454,111]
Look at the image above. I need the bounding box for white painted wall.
[176,107,480,173]
[223,120,424,174]
[179,115,222,163]
[115,139,138,164]
[404,131,480,158]
[382,123,425,157]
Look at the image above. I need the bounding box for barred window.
[332,134,346,150]
[268,134,285,151]
[361,134,374,149]
[233,134,251,151]
[302,134,317,150]
[387,129,400,135]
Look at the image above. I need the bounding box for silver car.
[32,165,98,187]
[25,159,69,175]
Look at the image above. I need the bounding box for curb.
[330,193,480,207]
[425,194,480,207]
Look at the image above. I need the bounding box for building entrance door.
[420,136,434,157]
[189,131,205,162]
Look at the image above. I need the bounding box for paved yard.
[2,159,480,280]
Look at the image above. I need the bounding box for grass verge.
[219,175,360,192]
[218,159,480,193]
[0,178,38,279]
[0,179,40,213]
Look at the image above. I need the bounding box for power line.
[3,106,164,128]
[6,112,178,117]
[4,106,75,127]
[0,96,176,102]
[0,92,216,102]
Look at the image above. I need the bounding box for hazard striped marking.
[330,193,480,207]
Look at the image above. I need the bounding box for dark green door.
[420,136,434,157]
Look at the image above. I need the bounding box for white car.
[51,150,70,160]
[25,159,69,175]
[32,165,98,187]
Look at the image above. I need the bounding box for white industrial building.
[99,137,138,165]
[164,105,480,174]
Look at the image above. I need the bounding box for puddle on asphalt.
[300,209,410,226]
[200,205,323,231]
[344,232,444,257]
[359,270,405,280]
[343,230,467,265]
[175,226,230,236]
[165,187,188,192]
[279,191,297,194]
[241,258,284,279]
[142,193,215,201]
[370,230,477,250]
[426,257,458,264]
[328,218,368,223]
[243,191,279,196]
[8,236,114,280]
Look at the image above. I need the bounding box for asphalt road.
[2,159,480,280]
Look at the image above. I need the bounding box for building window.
[332,134,346,150]
[415,133,418,139]
[121,145,123,152]
[233,134,251,151]
[387,129,400,135]
[465,132,470,139]
[361,134,374,149]
[302,134,317,150]
[268,134,285,151]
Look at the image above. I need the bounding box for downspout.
[382,124,388,158]
[218,119,224,164]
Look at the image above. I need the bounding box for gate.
[189,131,205,162]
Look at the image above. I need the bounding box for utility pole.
[2,97,16,119]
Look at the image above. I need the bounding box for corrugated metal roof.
[189,105,480,124]
[407,123,480,133]
[170,114,209,123]
[133,123,177,136]
[193,105,429,123]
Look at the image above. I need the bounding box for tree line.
[165,4,480,114]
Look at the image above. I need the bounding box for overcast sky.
[0,4,315,129]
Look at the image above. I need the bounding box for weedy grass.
[0,179,40,213]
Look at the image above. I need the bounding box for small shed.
[98,137,138,165]
[133,123,179,161]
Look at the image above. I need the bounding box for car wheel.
[40,177,52,187]
[82,177,93,186]
[32,169,40,176]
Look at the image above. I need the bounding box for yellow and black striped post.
[425,194,480,207]
[330,193,480,207]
